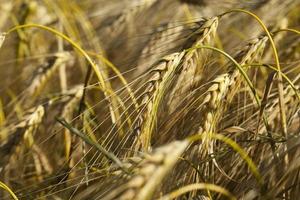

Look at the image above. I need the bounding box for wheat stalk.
[261,85,300,132]
[60,85,84,160]
[0,33,5,48]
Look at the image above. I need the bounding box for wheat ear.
[103,140,189,200]
[191,36,268,185]
[133,52,185,151]
[106,0,157,38]
[22,105,45,148]
[169,17,219,112]
[199,36,268,137]
[26,51,72,98]
[0,105,44,170]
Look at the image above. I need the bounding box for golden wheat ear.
[22,105,45,148]
[105,0,158,39]
[132,52,185,152]
[26,51,72,99]
[168,17,219,112]
[173,36,268,189]
[136,22,185,75]
[0,128,23,173]
[0,105,45,174]
[102,140,189,200]
[198,36,269,136]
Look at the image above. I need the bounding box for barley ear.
[27,51,72,98]
[134,52,185,151]
[118,140,189,200]
[23,105,45,148]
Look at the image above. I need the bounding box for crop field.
[0,0,300,199]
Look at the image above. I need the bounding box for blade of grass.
[56,117,129,174]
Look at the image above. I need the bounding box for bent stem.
[160,183,237,200]
[188,45,261,107]
[188,133,263,186]
[0,181,18,200]
[221,8,287,136]
[6,23,122,133]
[273,28,300,36]
[7,24,106,88]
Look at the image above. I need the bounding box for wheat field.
[0,0,300,199]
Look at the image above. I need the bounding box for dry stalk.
[103,140,189,200]
[112,157,143,175]
[61,85,84,160]
[262,85,300,132]
[0,33,5,48]
[133,52,185,151]
[32,144,53,174]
